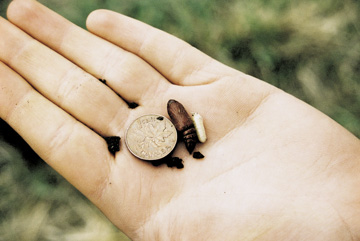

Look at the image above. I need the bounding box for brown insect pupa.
[167,99,197,154]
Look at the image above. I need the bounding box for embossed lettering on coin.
[125,114,177,161]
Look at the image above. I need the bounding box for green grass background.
[0,0,359,240]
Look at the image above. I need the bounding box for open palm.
[1,1,359,240]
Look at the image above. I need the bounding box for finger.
[86,9,240,86]
[7,0,170,103]
[0,17,129,136]
[0,61,111,199]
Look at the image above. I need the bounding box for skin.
[0,1,359,240]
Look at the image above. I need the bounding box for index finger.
[86,10,240,86]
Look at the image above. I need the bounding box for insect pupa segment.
[167,99,197,154]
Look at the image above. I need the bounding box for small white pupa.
[191,112,207,143]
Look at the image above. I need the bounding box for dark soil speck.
[104,136,121,155]
[193,151,204,159]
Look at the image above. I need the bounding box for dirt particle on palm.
[104,136,121,155]
[193,151,204,159]
[128,102,139,109]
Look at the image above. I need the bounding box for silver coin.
[125,114,177,161]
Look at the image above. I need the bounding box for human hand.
[1,1,359,240]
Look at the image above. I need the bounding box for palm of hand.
[93,71,358,240]
[113,81,357,240]
[0,1,359,241]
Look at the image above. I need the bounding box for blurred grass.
[0,139,129,241]
[0,0,359,240]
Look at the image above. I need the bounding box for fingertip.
[6,0,18,21]
[7,0,41,28]
[86,9,112,31]
[7,0,28,21]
